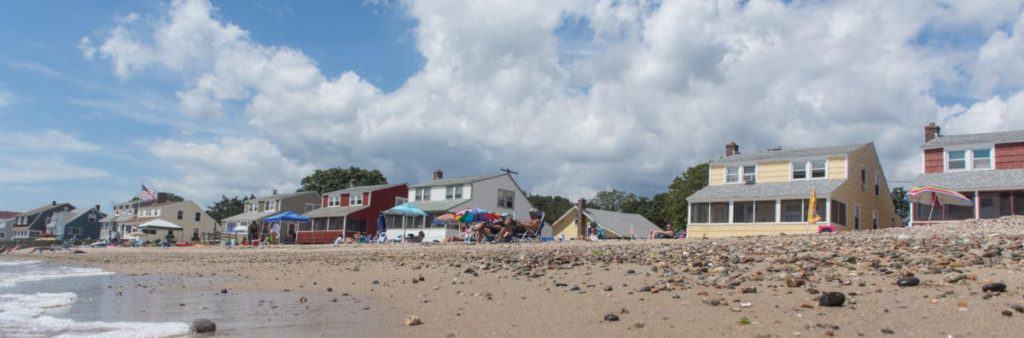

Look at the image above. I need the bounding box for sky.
[2,0,1024,212]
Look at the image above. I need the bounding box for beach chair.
[515,212,545,243]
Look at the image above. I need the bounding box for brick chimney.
[432,169,444,181]
[576,198,587,240]
[272,189,278,195]
[925,122,941,142]
[95,204,100,211]
[51,200,56,206]
[725,142,740,157]
[348,179,356,188]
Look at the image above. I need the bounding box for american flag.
[140,184,157,201]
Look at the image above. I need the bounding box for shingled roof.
[912,168,1024,191]
[409,174,505,188]
[687,179,846,202]
[711,143,868,165]
[923,129,1024,149]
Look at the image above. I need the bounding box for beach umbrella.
[435,213,457,222]
[454,208,499,222]
[909,186,974,223]
[137,219,183,230]
[386,203,427,217]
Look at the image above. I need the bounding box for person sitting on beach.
[333,234,345,246]
[517,212,543,235]
[405,231,425,243]
[444,224,474,243]
[650,224,677,239]
[470,221,498,244]
[492,215,518,243]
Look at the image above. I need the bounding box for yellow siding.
[757,161,790,183]
[552,219,578,240]
[709,165,725,185]
[827,156,847,179]
[830,144,898,230]
[688,223,818,238]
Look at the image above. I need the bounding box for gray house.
[0,211,19,239]
[222,190,321,242]
[11,202,75,239]
[48,205,106,242]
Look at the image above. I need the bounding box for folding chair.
[515,212,545,243]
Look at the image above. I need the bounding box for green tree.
[660,163,709,230]
[299,167,388,194]
[589,189,639,212]
[891,187,909,225]
[206,195,249,224]
[130,192,184,203]
[527,194,574,224]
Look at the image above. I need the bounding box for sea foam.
[0,265,114,288]
[0,292,192,337]
[0,260,41,266]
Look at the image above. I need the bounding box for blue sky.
[2,0,1024,212]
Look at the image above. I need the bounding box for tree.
[589,189,639,212]
[527,194,574,224]
[891,187,909,225]
[660,163,709,230]
[130,192,185,203]
[299,167,388,194]
[207,195,249,224]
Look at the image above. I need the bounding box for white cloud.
[0,130,106,183]
[942,92,1024,134]
[88,0,1024,200]
[0,89,12,107]
[79,37,96,60]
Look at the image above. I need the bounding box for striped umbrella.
[909,186,974,223]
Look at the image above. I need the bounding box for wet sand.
[9,217,1024,337]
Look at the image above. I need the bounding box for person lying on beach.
[649,229,676,239]
[471,221,500,244]
[444,224,472,243]
[492,216,518,243]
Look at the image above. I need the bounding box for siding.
[709,165,726,185]
[687,223,817,238]
[832,144,898,230]
[924,148,944,173]
[757,161,790,183]
[827,156,847,179]
[996,142,1024,169]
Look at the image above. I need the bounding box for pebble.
[897,277,920,287]
[982,283,1007,293]
[604,314,619,322]
[404,315,422,326]
[1002,310,1013,317]
[944,273,966,284]
[818,292,846,307]
[190,319,216,333]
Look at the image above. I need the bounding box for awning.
[303,205,367,218]
[264,211,310,223]
[137,219,183,230]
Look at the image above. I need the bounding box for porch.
[911,190,1024,226]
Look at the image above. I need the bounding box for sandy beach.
[6,217,1024,337]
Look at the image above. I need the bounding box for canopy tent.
[909,186,974,223]
[137,219,183,230]
[384,203,427,239]
[264,211,310,223]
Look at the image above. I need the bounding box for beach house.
[299,183,407,244]
[910,124,1024,225]
[550,201,659,240]
[686,142,898,237]
[9,201,75,239]
[0,211,20,239]
[47,205,106,242]
[99,194,216,243]
[221,190,321,242]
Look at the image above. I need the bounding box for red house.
[911,123,1024,225]
[298,183,407,244]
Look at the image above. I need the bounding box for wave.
[0,260,40,266]
[0,266,114,289]
[0,292,191,337]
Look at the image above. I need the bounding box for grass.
[739,317,751,325]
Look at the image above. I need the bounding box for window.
[874,172,880,196]
[266,200,277,211]
[781,200,804,222]
[328,195,340,207]
[792,162,806,179]
[830,200,847,226]
[305,203,319,212]
[350,193,363,206]
[726,167,740,183]
[755,201,776,222]
[415,188,430,201]
[177,211,183,220]
[854,205,861,230]
[733,202,754,223]
[710,203,729,223]
[742,166,756,183]
[947,150,967,170]
[972,149,992,170]
[690,203,710,224]
[248,203,258,212]
[947,192,975,220]
[497,189,515,209]
[860,168,866,191]
[811,160,826,178]
[1014,192,1024,216]
[194,212,201,222]
[872,210,878,229]
[446,185,463,199]
[88,213,97,222]
[396,196,408,205]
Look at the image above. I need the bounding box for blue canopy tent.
[384,203,427,239]
[263,212,310,244]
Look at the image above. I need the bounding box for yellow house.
[550,206,661,240]
[686,142,898,238]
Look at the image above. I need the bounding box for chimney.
[432,169,444,181]
[925,122,941,142]
[725,142,740,157]
[348,179,356,188]
[272,189,278,195]
[95,204,100,211]
[52,200,56,206]
[576,198,587,240]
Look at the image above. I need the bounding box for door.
[854,205,861,230]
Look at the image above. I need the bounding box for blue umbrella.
[376,213,387,234]
[386,203,427,216]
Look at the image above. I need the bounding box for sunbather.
[405,231,425,243]
[492,215,518,243]
[444,224,473,243]
[471,221,500,243]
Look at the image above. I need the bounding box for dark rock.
[1012,304,1024,313]
[327,287,333,292]
[1002,309,1013,317]
[818,292,846,307]
[220,289,227,294]
[604,314,619,322]
[881,328,894,335]
[982,282,1007,293]
[626,269,636,275]
[897,277,920,287]
[741,287,757,294]
[190,319,217,333]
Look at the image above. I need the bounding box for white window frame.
[742,165,756,183]
[415,188,430,201]
[791,159,828,180]
[445,185,463,199]
[266,200,277,212]
[350,193,363,206]
[328,195,340,207]
[725,165,756,184]
[497,189,515,209]
[944,145,994,172]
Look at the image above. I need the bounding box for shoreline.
[6,218,1024,337]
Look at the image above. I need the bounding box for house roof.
[18,202,74,217]
[303,205,369,218]
[325,183,405,196]
[99,214,135,223]
[250,191,320,202]
[409,174,505,188]
[923,129,1024,149]
[912,168,1024,191]
[222,211,272,223]
[557,207,661,238]
[711,143,869,165]
[0,211,19,219]
[404,199,469,213]
[687,179,846,202]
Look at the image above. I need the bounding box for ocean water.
[0,258,387,337]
